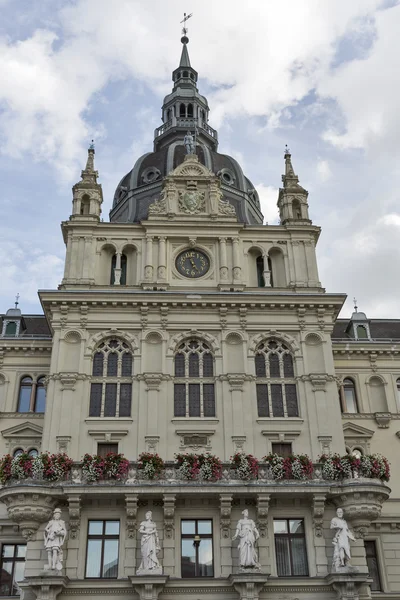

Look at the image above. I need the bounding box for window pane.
[18,385,31,412]
[285,384,299,417]
[174,384,186,417]
[181,539,196,578]
[289,520,304,534]
[107,353,118,377]
[34,386,46,413]
[203,353,213,377]
[0,560,13,595]
[86,539,102,577]
[2,546,15,558]
[104,383,117,417]
[16,546,26,558]
[283,354,294,377]
[121,353,132,377]
[365,541,381,591]
[197,520,212,534]
[275,536,291,576]
[89,383,102,417]
[188,383,200,417]
[291,537,308,576]
[13,560,25,587]
[271,384,284,417]
[98,443,118,458]
[344,387,357,413]
[119,383,132,417]
[198,539,213,576]
[89,521,104,535]
[255,354,266,377]
[182,521,196,534]
[175,353,185,377]
[92,352,104,376]
[273,520,288,534]
[105,521,120,535]
[102,540,118,578]
[272,443,292,458]
[203,384,215,417]
[269,353,280,377]
[189,353,199,377]
[5,322,17,336]
[256,384,269,417]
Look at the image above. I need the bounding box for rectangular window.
[365,540,381,591]
[97,443,118,458]
[274,519,308,577]
[271,443,292,458]
[85,521,119,579]
[256,384,269,417]
[0,544,26,596]
[271,384,284,417]
[181,519,213,578]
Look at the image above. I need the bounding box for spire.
[80,140,98,184]
[278,145,310,225]
[71,141,103,220]
[282,145,300,188]
[179,40,191,67]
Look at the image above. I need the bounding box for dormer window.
[5,322,17,336]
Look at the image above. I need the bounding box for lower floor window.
[89,382,132,417]
[174,383,215,417]
[181,519,213,577]
[365,540,381,591]
[274,519,308,576]
[0,544,26,596]
[85,520,120,578]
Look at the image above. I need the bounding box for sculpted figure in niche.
[44,508,67,571]
[183,131,195,154]
[232,509,260,570]
[330,508,356,570]
[137,511,162,575]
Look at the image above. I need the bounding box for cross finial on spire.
[353,297,358,312]
[180,12,193,37]
[284,144,291,156]
[15,293,20,309]
[89,139,95,150]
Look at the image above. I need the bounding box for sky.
[1,0,400,318]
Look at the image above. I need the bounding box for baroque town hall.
[0,31,399,600]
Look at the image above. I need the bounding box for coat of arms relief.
[178,189,206,214]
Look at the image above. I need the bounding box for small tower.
[71,142,103,221]
[278,146,311,225]
[346,299,372,340]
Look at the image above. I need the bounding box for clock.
[175,249,210,278]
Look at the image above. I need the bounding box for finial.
[14,293,20,309]
[353,297,358,313]
[180,12,192,44]
[284,144,291,156]
[89,139,95,150]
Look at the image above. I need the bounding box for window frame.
[0,543,27,596]
[271,442,293,458]
[273,518,309,577]
[364,539,382,592]
[180,518,214,578]
[339,378,359,413]
[17,375,46,413]
[85,520,120,579]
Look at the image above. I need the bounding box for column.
[219,237,229,281]
[125,493,138,575]
[257,494,271,573]
[145,236,154,281]
[262,254,271,287]
[113,252,122,285]
[228,375,246,446]
[220,494,233,577]
[143,374,162,437]
[157,237,166,281]
[66,494,81,579]
[163,494,176,577]
[82,236,92,280]
[232,237,242,283]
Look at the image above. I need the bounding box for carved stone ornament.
[19,576,69,600]
[67,495,81,540]
[374,412,392,428]
[220,494,232,539]
[217,190,236,216]
[312,494,326,537]
[126,493,138,539]
[178,189,205,214]
[256,494,270,538]
[148,191,167,215]
[232,509,261,572]
[229,574,269,600]
[163,494,175,540]
[137,511,162,575]
[0,488,60,540]
[130,575,169,600]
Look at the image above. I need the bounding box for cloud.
[317,160,332,182]
[255,184,280,225]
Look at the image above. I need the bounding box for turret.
[278,146,311,225]
[71,142,103,221]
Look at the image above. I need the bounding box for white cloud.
[317,159,332,182]
[379,213,400,227]
[255,184,279,225]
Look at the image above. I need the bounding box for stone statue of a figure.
[232,509,260,570]
[137,511,162,575]
[44,508,66,571]
[330,508,356,570]
[183,131,195,154]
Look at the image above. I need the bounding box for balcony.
[154,118,218,141]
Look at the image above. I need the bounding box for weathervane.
[180,12,193,37]
[15,293,20,309]
[285,144,291,155]
[89,139,95,150]
[353,297,358,313]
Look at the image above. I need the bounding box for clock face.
[176,249,210,278]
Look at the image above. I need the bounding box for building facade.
[0,35,399,600]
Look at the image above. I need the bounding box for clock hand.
[190,259,198,270]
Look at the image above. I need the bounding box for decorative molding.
[312,494,326,537]
[168,330,219,353]
[145,436,160,452]
[220,494,232,538]
[256,494,270,538]
[67,494,81,539]
[176,430,214,451]
[163,494,175,540]
[249,331,300,354]
[142,374,163,392]
[85,330,138,356]
[374,412,392,428]
[56,436,71,454]
[232,436,246,452]
[125,493,138,539]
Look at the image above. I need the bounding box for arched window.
[89,339,133,417]
[28,449,38,458]
[292,199,301,219]
[13,448,24,458]
[254,340,298,417]
[183,71,189,78]
[174,339,215,417]
[5,321,17,336]
[339,378,358,413]
[17,377,33,412]
[187,103,194,118]
[110,254,127,285]
[34,377,46,413]
[201,110,206,121]
[167,109,172,121]
[256,256,265,287]
[356,325,368,339]
[80,194,90,215]
[180,103,186,117]
[17,376,46,413]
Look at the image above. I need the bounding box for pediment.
[170,154,214,179]
[342,422,375,439]
[1,421,43,440]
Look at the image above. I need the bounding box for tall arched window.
[89,339,133,417]
[110,254,127,285]
[339,378,358,413]
[187,103,194,117]
[292,199,301,219]
[17,376,46,413]
[256,256,265,287]
[174,340,215,418]
[255,340,298,417]
[179,103,186,117]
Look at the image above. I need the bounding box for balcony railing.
[154,118,218,140]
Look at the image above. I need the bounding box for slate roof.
[0,314,51,338]
[332,319,400,341]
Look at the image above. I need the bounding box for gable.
[1,422,43,440]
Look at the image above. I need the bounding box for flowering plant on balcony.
[175,453,222,481]
[137,452,165,480]
[319,454,353,480]
[0,452,72,484]
[81,453,129,482]
[230,452,259,480]
[359,454,390,481]
[263,453,314,480]
[319,453,390,482]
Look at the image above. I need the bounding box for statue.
[183,131,195,154]
[232,509,260,570]
[137,511,162,575]
[44,508,66,571]
[330,508,356,571]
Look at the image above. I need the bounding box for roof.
[332,319,400,341]
[1,314,51,338]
